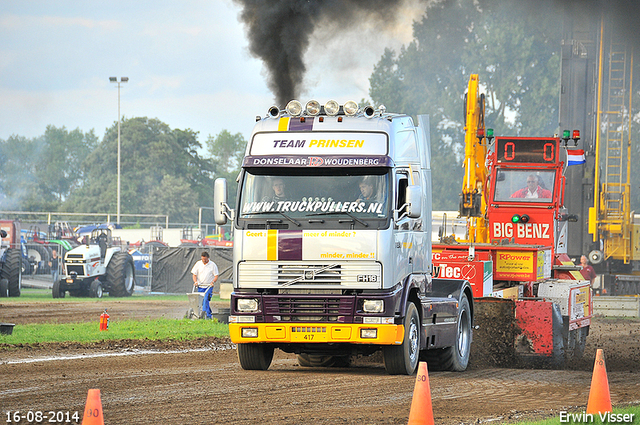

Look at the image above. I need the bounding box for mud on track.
[1,299,639,424]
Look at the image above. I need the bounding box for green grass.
[4,287,227,303]
[0,318,229,346]
[0,288,229,346]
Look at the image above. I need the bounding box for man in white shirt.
[191,251,219,319]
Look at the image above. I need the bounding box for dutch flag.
[567,149,585,166]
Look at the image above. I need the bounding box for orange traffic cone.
[586,349,612,414]
[81,389,104,425]
[407,362,434,425]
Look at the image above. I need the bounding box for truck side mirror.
[405,185,422,218]
[214,178,233,225]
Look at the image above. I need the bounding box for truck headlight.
[360,329,377,339]
[363,299,384,313]
[237,298,259,312]
[241,328,259,338]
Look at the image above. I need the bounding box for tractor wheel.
[21,256,31,275]
[106,252,136,297]
[383,302,420,375]
[237,343,274,370]
[1,249,22,297]
[27,245,51,274]
[52,280,65,298]
[0,278,8,297]
[89,280,103,298]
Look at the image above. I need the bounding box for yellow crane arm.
[459,74,489,243]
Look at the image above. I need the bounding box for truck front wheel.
[383,302,420,375]
[237,343,274,370]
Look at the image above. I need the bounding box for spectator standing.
[191,251,219,319]
[580,255,596,287]
[49,249,59,283]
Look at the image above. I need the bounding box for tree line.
[0,119,246,224]
[2,0,639,218]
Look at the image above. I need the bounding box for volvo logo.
[281,264,339,287]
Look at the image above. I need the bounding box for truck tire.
[0,278,8,297]
[237,343,274,370]
[422,296,472,371]
[89,279,103,298]
[383,302,420,375]
[52,280,65,298]
[106,252,135,297]
[1,249,22,297]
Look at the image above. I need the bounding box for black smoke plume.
[232,0,640,108]
[232,0,416,107]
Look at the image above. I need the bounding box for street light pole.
[109,76,128,224]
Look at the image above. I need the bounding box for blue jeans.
[197,286,214,318]
[52,270,59,283]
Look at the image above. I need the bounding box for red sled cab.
[434,132,592,366]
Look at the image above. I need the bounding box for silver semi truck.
[214,100,473,375]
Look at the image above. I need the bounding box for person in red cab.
[511,174,552,199]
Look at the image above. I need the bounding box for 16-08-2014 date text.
[5,411,80,424]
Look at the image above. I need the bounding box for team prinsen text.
[271,139,365,148]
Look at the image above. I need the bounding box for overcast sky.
[0,1,422,144]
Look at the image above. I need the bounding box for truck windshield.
[494,170,556,203]
[239,169,390,219]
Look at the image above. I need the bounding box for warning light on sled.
[511,214,530,224]
[485,128,494,143]
[572,130,580,146]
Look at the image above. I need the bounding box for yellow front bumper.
[229,322,405,345]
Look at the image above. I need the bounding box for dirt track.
[1,298,639,424]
